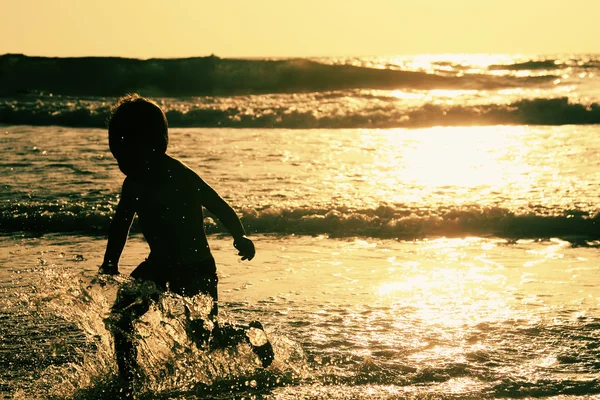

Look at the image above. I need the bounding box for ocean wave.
[0,54,555,98]
[163,97,600,128]
[2,96,600,128]
[488,58,600,71]
[488,60,562,71]
[2,202,599,240]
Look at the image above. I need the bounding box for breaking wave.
[2,54,600,128]
[2,96,600,129]
[2,202,599,240]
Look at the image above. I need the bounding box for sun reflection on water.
[313,124,598,213]
[382,127,532,188]
[386,54,518,74]
[377,238,512,328]
[342,126,543,209]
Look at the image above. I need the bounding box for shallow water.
[2,123,600,398]
[1,233,599,399]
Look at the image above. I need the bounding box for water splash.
[10,264,308,399]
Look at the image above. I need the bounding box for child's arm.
[196,177,255,261]
[99,179,137,274]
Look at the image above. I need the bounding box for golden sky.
[2,0,598,58]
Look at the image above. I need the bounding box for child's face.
[111,141,154,178]
[115,153,143,177]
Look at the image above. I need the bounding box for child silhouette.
[99,94,273,389]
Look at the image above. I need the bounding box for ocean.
[1,54,600,399]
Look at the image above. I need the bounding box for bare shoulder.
[165,155,207,188]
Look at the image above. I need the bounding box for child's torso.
[130,159,212,265]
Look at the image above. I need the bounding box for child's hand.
[98,261,119,275]
[234,236,255,261]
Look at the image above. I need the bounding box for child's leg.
[189,279,273,367]
[209,320,274,367]
[175,273,248,348]
[109,283,157,383]
[108,261,162,385]
[171,262,274,367]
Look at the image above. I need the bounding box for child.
[98,94,273,387]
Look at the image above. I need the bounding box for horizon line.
[2,52,599,61]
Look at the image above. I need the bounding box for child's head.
[108,94,168,176]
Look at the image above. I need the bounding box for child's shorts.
[129,256,218,301]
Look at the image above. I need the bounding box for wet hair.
[108,94,168,158]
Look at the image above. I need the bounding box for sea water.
[1,54,600,399]
[2,125,600,399]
